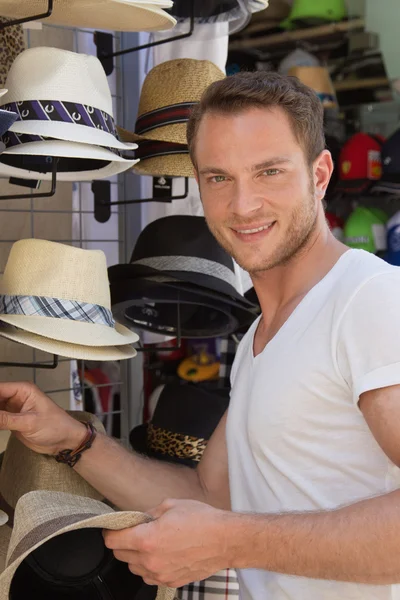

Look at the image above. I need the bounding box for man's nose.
[230,180,264,217]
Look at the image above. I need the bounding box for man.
[1,71,400,600]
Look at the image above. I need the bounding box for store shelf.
[229,18,365,51]
[334,77,389,91]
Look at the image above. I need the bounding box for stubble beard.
[207,188,318,275]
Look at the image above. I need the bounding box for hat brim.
[0,140,138,182]
[108,262,253,307]
[133,153,194,178]
[9,120,137,152]
[335,179,375,195]
[370,178,400,195]
[0,1,176,32]
[110,278,240,338]
[117,124,186,145]
[0,490,175,599]
[0,324,137,361]
[0,523,11,574]
[0,312,138,347]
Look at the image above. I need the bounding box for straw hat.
[288,66,338,109]
[0,410,105,572]
[0,139,139,182]
[0,491,175,599]
[0,0,176,32]
[1,47,137,151]
[118,59,225,144]
[133,140,194,178]
[0,239,139,361]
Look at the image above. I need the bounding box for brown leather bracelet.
[54,421,97,468]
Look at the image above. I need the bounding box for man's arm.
[105,384,400,587]
[74,411,230,511]
[0,382,230,512]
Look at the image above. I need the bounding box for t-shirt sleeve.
[336,270,400,405]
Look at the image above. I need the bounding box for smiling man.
[2,72,400,600]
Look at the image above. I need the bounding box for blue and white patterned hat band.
[0,295,115,328]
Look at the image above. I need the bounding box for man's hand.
[103,498,234,588]
[0,381,86,455]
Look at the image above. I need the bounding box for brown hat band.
[135,102,196,135]
[147,423,207,462]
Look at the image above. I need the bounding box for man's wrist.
[52,420,88,456]
[223,511,263,570]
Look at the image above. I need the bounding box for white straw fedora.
[0,139,139,182]
[0,239,139,357]
[0,0,176,32]
[1,47,138,151]
[0,410,105,572]
[0,490,175,600]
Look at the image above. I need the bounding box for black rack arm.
[0,0,53,31]
[0,354,59,369]
[110,176,189,206]
[0,158,59,201]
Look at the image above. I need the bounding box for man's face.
[194,106,322,274]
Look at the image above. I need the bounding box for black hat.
[371,128,400,196]
[108,216,253,308]
[10,527,157,600]
[129,384,229,468]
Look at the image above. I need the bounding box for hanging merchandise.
[278,49,320,76]
[178,350,221,382]
[242,0,290,34]
[0,90,17,136]
[0,18,25,88]
[385,211,400,266]
[287,66,338,109]
[0,0,176,32]
[0,47,139,182]
[168,0,269,33]
[336,133,383,196]
[108,216,258,338]
[0,239,139,361]
[118,58,225,177]
[370,128,400,196]
[0,416,174,599]
[343,206,387,255]
[281,0,347,29]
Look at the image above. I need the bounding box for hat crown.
[130,215,235,273]
[1,239,112,308]
[0,412,105,509]
[2,47,113,116]
[137,59,225,117]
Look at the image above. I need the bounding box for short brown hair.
[187,70,325,168]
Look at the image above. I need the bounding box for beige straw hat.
[288,66,338,109]
[0,490,175,599]
[0,239,139,361]
[0,0,176,32]
[118,59,225,144]
[0,410,105,572]
[132,140,195,177]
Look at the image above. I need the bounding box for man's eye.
[211,175,226,183]
[263,169,280,176]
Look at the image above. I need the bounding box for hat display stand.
[0,0,53,31]
[95,0,195,76]
[0,157,58,202]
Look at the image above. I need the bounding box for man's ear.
[313,150,334,197]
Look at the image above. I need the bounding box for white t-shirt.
[226,249,400,600]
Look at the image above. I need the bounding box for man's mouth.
[234,223,275,234]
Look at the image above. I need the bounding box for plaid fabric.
[0,294,115,327]
[177,569,239,600]
[219,336,241,388]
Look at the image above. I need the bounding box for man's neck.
[251,218,348,322]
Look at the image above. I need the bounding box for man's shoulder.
[335,249,400,296]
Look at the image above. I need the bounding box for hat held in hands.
[0,239,138,361]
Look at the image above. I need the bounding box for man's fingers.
[103,523,151,552]
[0,410,34,432]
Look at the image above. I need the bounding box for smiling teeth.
[237,224,273,234]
